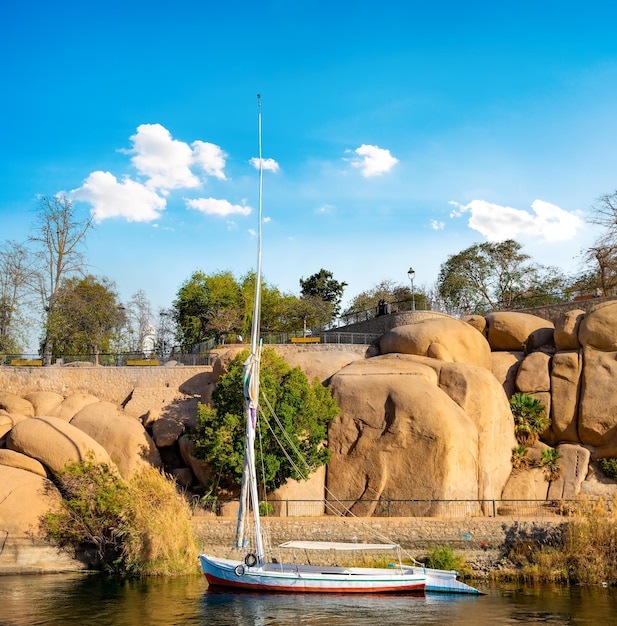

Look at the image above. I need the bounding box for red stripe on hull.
[204,573,425,594]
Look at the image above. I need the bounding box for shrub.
[424,546,465,573]
[510,393,550,446]
[540,448,563,482]
[43,457,198,576]
[599,458,617,481]
[511,444,529,469]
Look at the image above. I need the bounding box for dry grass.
[124,465,200,576]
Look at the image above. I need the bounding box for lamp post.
[407,267,416,311]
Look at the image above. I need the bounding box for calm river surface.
[1,574,617,625]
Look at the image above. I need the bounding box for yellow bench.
[127,359,160,366]
[11,359,43,366]
[290,337,320,343]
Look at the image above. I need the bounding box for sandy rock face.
[23,391,64,417]
[0,392,34,418]
[547,444,590,500]
[516,351,551,395]
[51,393,100,421]
[379,317,492,370]
[491,351,524,399]
[549,351,581,443]
[6,416,115,477]
[579,301,617,350]
[0,449,48,477]
[579,347,617,449]
[0,411,28,439]
[70,402,162,478]
[486,312,554,352]
[554,309,584,351]
[327,356,480,514]
[0,465,62,536]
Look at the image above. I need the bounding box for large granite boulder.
[0,411,28,439]
[578,347,617,450]
[0,392,34,418]
[379,317,492,370]
[554,309,584,351]
[6,416,115,477]
[547,444,590,500]
[70,402,162,478]
[0,465,62,536]
[51,393,100,421]
[515,351,551,394]
[327,356,482,515]
[579,301,617,350]
[0,449,48,477]
[549,351,581,443]
[23,391,64,417]
[491,351,524,399]
[486,312,554,352]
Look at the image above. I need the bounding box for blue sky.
[3,0,617,325]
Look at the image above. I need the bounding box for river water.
[1,574,617,625]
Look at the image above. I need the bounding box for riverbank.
[1,516,565,575]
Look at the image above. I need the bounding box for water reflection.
[1,574,616,626]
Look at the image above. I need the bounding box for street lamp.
[407,267,416,311]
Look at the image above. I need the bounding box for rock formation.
[3,300,617,545]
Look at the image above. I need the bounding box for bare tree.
[127,289,153,352]
[586,191,617,296]
[29,195,93,364]
[0,241,39,353]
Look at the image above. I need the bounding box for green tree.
[299,268,347,323]
[190,348,339,493]
[510,392,550,446]
[47,274,124,363]
[173,270,242,350]
[437,240,562,315]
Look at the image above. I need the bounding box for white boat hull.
[199,555,426,594]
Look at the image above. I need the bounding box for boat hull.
[199,555,426,594]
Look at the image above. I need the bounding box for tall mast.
[235,95,265,562]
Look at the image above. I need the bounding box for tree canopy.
[299,268,347,322]
[47,274,124,362]
[437,240,569,315]
[190,348,339,494]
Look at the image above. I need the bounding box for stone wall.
[193,516,564,566]
[0,365,213,404]
[0,516,565,574]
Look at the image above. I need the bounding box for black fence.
[192,498,579,519]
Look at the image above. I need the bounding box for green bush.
[599,458,617,481]
[43,456,198,576]
[424,546,465,572]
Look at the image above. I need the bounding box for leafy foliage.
[437,239,569,315]
[299,268,347,320]
[43,457,198,576]
[424,546,466,573]
[343,279,428,316]
[511,444,530,470]
[599,458,617,481]
[190,348,339,493]
[47,274,123,360]
[540,448,563,482]
[44,456,132,574]
[510,392,550,446]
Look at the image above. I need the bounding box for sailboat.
[199,96,477,595]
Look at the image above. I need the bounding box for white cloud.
[249,157,280,173]
[71,171,166,222]
[430,219,445,230]
[186,197,252,217]
[127,124,201,191]
[449,199,584,242]
[192,141,227,180]
[349,144,398,177]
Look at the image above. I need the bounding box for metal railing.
[192,498,578,519]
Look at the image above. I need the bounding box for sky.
[3,0,617,334]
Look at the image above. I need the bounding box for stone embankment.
[0,515,563,574]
